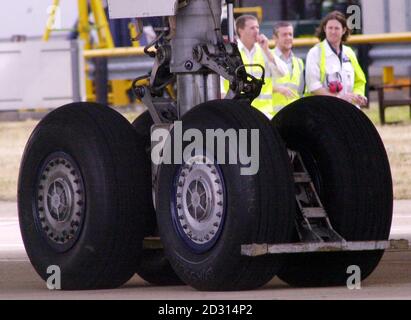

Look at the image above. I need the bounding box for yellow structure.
[43,0,134,106]
[383,66,395,85]
[43,0,411,109]
[83,32,411,58]
[43,0,61,41]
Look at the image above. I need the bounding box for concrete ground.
[1,200,410,300]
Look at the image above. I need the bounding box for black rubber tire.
[18,102,149,290]
[272,96,393,287]
[132,111,157,236]
[156,99,295,291]
[132,111,184,286]
[136,249,184,286]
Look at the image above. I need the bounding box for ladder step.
[241,240,392,256]
[301,207,327,218]
[293,172,311,183]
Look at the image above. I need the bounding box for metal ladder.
[140,150,407,254]
[241,150,396,257]
[289,150,345,243]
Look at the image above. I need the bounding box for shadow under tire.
[18,102,148,290]
[156,99,295,291]
[272,96,393,287]
[132,111,184,286]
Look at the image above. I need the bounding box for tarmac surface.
[1,200,410,300]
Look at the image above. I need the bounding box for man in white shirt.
[235,15,287,80]
[222,15,287,118]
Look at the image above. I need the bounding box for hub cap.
[174,155,225,251]
[36,152,85,252]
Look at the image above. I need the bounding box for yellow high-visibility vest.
[272,53,304,113]
[306,40,366,97]
[223,45,273,117]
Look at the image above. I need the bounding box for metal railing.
[83,32,411,59]
[291,32,411,47]
[84,31,411,104]
[233,6,263,22]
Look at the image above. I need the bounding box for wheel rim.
[34,152,86,253]
[171,155,226,254]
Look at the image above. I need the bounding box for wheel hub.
[174,155,225,247]
[47,178,71,221]
[187,180,209,221]
[36,153,85,250]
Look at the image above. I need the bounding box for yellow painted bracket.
[78,0,91,49]
[383,66,395,85]
[89,0,114,49]
[128,21,141,47]
[42,0,61,41]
